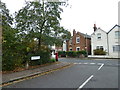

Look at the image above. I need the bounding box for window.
[76,47,80,51]
[96,46,103,50]
[69,40,72,45]
[76,37,80,43]
[113,45,120,52]
[115,31,120,38]
[69,48,72,51]
[97,33,101,39]
[96,46,99,49]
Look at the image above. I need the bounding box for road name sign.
[31,56,40,60]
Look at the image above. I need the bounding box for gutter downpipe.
[107,33,109,56]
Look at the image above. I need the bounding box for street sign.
[31,56,40,60]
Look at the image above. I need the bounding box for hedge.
[2,46,52,71]
[58,51,66,57]
[58,50,87,58]
[94,49,106,55]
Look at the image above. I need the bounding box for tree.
[15,1,71,51]
[1,1,24,70]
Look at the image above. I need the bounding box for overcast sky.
[1,0,120,35]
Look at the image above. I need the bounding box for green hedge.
[29,48,51,66]
[66,51,77,57]
[58,50,87,58]
[94,49,106,55]
[58,51,66,57]
[2,46,52,71]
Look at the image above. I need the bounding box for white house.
[91,27,108,55]
[107,25,120,58]
[91,24,120,58]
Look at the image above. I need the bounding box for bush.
[58,51,66,57]
[66,51,77,57]
[49,58,56,63]
[77,50,87,57]
[2,51,23,71]
[94,49,106,55]
[29,46,51,66]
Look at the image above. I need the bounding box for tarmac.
[1,61,72,86]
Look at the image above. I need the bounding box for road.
[3,58,119,89]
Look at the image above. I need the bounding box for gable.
[91,28,107,36]
[107,25,120,34]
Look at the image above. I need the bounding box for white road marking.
[98,64,104,70]
[97,63,103,65]
[83,63,88,64]
[74,63,78,64]
[77,75,94,90]
[90,63,96,65]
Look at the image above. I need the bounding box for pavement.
[1,61,72,86]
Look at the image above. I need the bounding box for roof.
[80,32,91,39]
[91,28,107,36]
[76,32,91,38]
[107,24,120,34]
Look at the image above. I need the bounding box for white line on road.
[90,63,96,65]
[83,63,88,64]
[98,64,104,70]
[97,63,103,65]
[77,75,94,90]
[74,63,78,64]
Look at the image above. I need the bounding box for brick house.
[65,29,91,55]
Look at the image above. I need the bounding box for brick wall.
[67,30,91,55]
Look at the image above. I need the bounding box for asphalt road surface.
[3,58,119,89]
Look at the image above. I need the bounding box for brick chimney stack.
[73,29,76,36]
[93,24,97,32]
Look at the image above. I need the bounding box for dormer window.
[76,37,80,43]
[97,33,101,39]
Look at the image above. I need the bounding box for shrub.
[2,51,23,71]
[66,51,77,57]
[29,46,51,66]
[76,50,87,57]
[94,49,106,55]
[49,58,56,63]
[58,51,66,57]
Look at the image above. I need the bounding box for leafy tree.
[0,1,23,70]
[15,1,71,50]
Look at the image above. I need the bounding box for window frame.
[76,47,80,51]
[69,48,72,51]
[96,46,104,50]
[97,33,101,40]
[76,36,80,43]
[113,45,120,52]
[115,31,120,39]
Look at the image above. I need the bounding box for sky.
[1,0,120,35]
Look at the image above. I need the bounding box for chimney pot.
[73,29,76,36]
[93,24,97,32]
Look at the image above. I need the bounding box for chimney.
[73,29,76,36]
[93,24,97,32]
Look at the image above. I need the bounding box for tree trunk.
[38,20,46,51]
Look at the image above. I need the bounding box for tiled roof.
[80,32,91,38]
